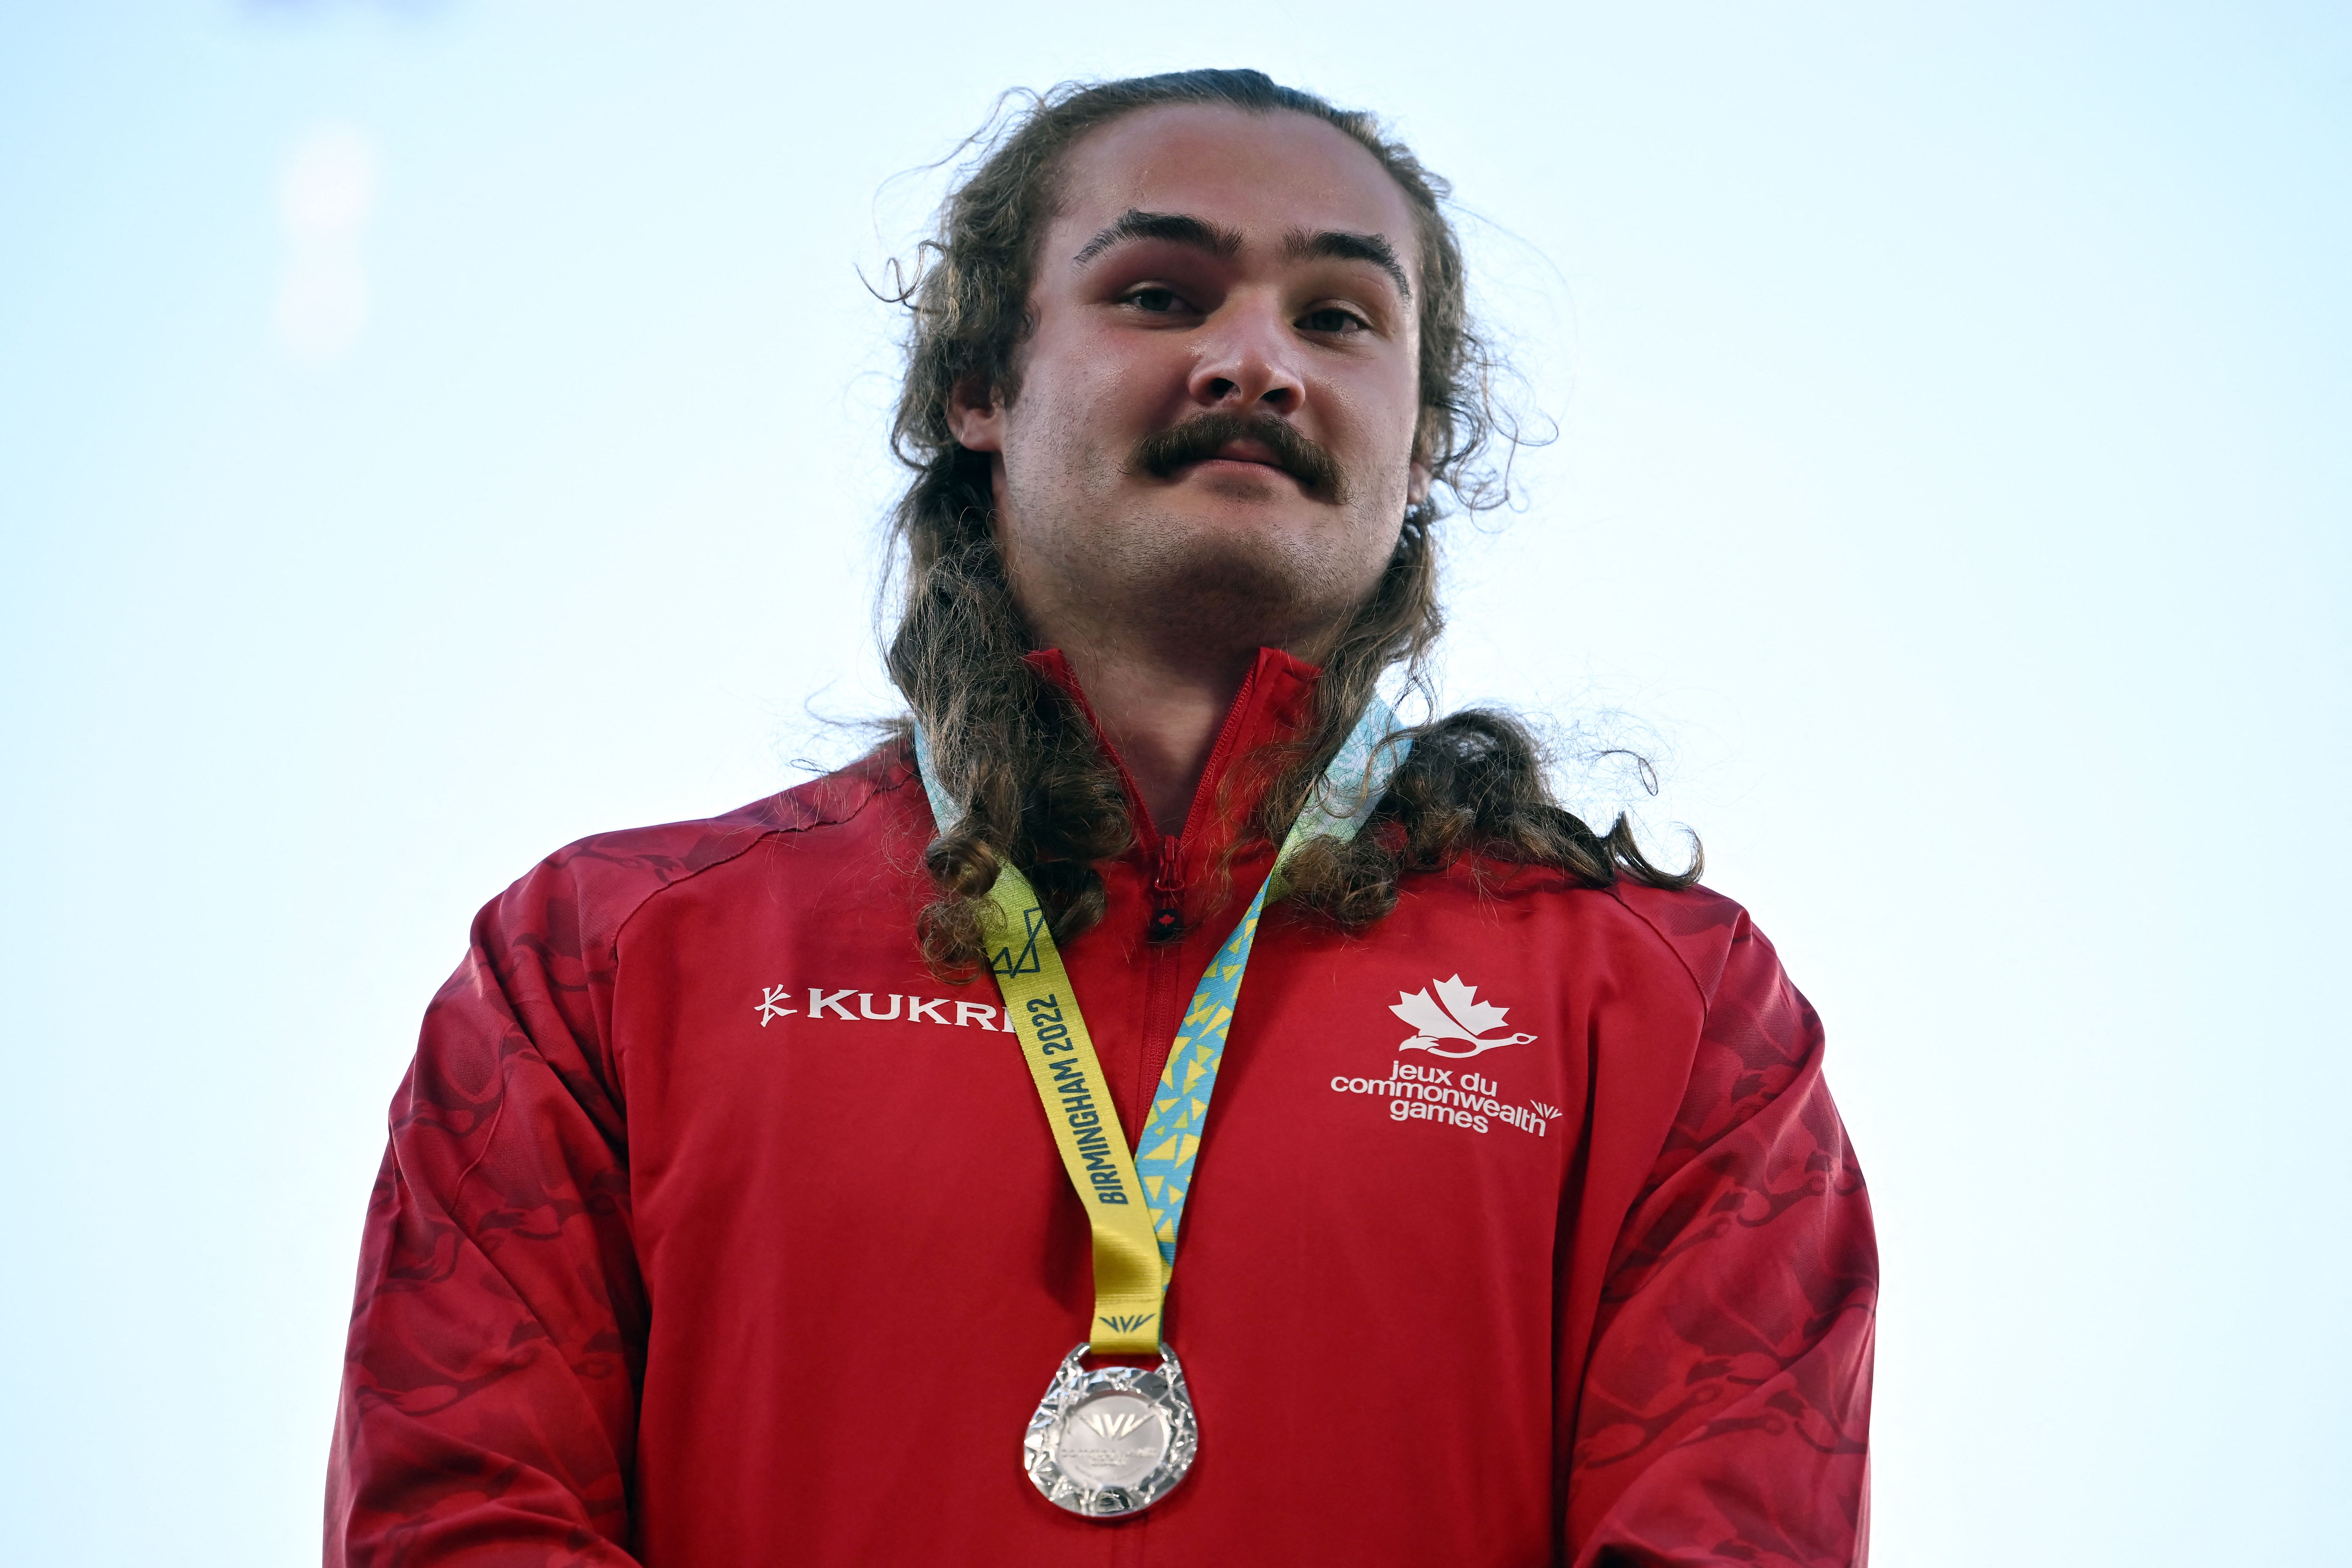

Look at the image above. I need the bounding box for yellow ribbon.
[982,863,1169,1354]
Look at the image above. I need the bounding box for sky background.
[2,3,2346,1564]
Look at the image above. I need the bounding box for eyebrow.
[1284,228,1413,304]
[1072,210,1242,267]
[1071,208,1413,304]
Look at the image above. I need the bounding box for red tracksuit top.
[329,648,1877,1567]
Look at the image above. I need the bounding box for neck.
[1052,635,1258,836]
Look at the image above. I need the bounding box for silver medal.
[1022,1341,1198,1517]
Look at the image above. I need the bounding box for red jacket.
[329,648,1876,1567]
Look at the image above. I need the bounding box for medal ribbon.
[914,701,1407,1354]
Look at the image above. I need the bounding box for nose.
[1185,293,1303,416]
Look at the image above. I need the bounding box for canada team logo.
[1390,975,1537,1059]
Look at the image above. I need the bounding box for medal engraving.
[1023,1343,1197,1517]
[1055,1392,1168,1488]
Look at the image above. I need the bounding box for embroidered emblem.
[1390,975,1537,1059]
[754,985,797,1026]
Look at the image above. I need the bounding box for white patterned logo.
[1390,975,1537,1060]
[1078,1407,1156,1441]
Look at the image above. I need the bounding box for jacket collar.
[1020,646,1321,872]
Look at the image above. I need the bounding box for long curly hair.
[881,69,1697,979]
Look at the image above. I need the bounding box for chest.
[607,857,1694,1564]
[617,877,1596,1265]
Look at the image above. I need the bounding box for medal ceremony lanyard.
[913,701,1408,1356]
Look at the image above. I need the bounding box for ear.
[1405,413,1439,506]
[947,374,1005,453]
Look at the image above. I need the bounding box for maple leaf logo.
[1389,975,1538,1059]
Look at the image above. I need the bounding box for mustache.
[1126,413,1346,502]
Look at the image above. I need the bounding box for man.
[329,69,1875,1567]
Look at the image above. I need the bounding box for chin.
[1118,517,1367,654]
[1150,483,1350,554]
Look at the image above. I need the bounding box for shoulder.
[1396,861,1758,1009]
[1596,879,1780,1013]
[1600,880,1826,1174]
[479,742,919,966]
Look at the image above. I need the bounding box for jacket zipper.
[1130,671,1261,1133]
[1147,834,1186,945]
[1134,833,1189,1138]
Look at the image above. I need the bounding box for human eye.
[1122,285,1191,315]
[1299,304,1370,335]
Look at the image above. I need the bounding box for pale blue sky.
[2,4,2345,1564]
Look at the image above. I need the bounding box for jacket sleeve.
[327,856,650,1567]
[1566,904,1878,1567]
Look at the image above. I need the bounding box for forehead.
[1048,104,1419,279]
